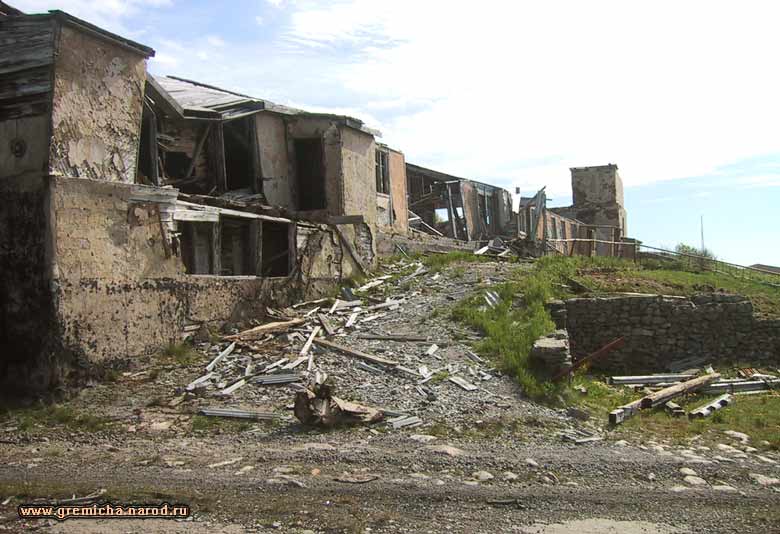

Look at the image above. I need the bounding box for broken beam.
[312,338,399,367]
[639,373,721,409]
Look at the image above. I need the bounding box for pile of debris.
[607,367,780,425]
[177,258,541,431]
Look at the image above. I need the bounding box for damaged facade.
[0,5,632,393]
[518,164,635,258]
[406,163,514,241]
[0,9,407,391]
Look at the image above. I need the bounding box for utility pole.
[700,215,704,253]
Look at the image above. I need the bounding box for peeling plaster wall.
[340,127,377,227]
[387,149,408,233]
[49,26,147,182]
[29,177,360,386]
[256,113,291,207]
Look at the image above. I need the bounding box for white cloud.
[12,0,171,37]
[255,15,264,25]
[275,0,780,197]
[266,0,284,7]
[206,35,226,47]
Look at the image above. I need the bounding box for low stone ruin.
[530,330,572,376]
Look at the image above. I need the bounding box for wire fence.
[636,244,780,287]
[544,239,780,288]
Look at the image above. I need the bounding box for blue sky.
[16,0,780,266]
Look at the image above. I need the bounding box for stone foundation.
[565,293,780,373]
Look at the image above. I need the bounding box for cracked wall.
[48,25,147,182]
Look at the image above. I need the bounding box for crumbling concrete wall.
[571,164,624,207]
[387,149,408,234]
[0,175,371,392]
[341,127,377,227]
[256,113,290,207]
[565,293,780,373]
[49,25,147,182]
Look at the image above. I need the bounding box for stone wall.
[565,293,780,373]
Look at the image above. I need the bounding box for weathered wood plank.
[639,373,721,409]
[312,338,399,367]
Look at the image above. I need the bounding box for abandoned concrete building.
[518,164,634,257]
[0,8,408,391]
[405,163,514,241]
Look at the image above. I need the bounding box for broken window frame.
[175,203,294,278]
[375,149,390,195]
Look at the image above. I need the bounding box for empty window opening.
[223,117,254,191]
[137,104,158,185]
[163,151,192,181]
[294,138,326,210]
[434,208,450,224]
[180,222,214,274]
[220,218,252,275]
[375,150,389,194]
[262,221,291,277]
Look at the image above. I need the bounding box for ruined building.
[517,164,633,257]
[405,163,514,241]
[0,8,407,391]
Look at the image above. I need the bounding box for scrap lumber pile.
[607,367,780,425]
[474,237,513,258]
[177,257,510,429]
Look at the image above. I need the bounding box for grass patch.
[190,414,254,434]
[159,342,199,366]
[547,254,780,316]
[573,375,780,448]
[7,404,109,433]
[450,260,571,401]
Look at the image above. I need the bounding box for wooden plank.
[205,342,235,372]
[333,225,367,276]
[639,373,721,409]
[448,376,478,391]
[184,123,212,179]
[608,398,643,425]
[608,374,696,386]
[300,326,321,357]
[312,338,399,367]
[225,318,305,341]
[317,314,336,336]
[356,334,427,342]
[208,122,227,193]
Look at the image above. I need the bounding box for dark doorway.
[294,138,326,210]
[224,117,254,191]
[180,222,214,274]
[262,222,291,277]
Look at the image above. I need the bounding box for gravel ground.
[1,260,778,533]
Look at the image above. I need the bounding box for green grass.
[5,404,109,433]
[572,375,780,448]
[190,414,253,434]
[450,261,570,401]
[160,342,200,366]
[549,254,780,316]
